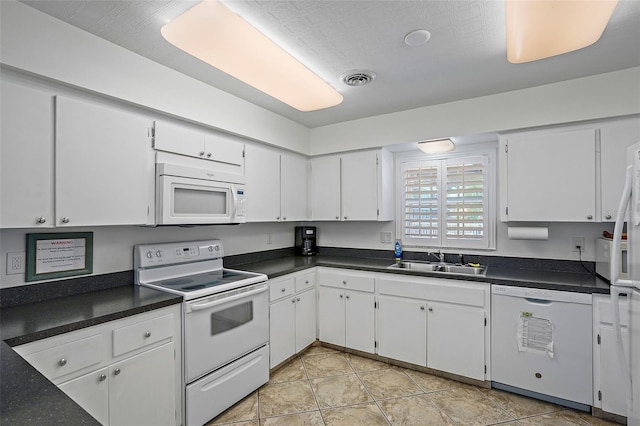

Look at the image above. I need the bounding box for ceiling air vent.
[341,70,376,87]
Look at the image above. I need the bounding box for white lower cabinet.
[317,268,376,354]
[269,270,317,368]
[14,305,181,426]
[376,273,490,381]
[377,295,427,366]
[593,294,629,417]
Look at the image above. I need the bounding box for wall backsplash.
[1,219,611,289]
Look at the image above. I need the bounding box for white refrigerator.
[611,141,640,426]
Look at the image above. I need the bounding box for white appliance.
[156,162,246,225]
[491,285,593,409]
[134,240,269,426]
[611,141,640,426]
[596,237,629,281]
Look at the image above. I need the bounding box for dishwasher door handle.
[525,298,552,304]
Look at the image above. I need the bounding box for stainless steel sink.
[387,261,487,277]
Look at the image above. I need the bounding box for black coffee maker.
[295,226,317,256]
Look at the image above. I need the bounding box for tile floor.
[206,346,619,426]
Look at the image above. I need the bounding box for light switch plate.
[380,232,392,243]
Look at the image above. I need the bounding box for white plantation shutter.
[402,160,440,243]
[401,154,491,249]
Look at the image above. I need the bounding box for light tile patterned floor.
[206,346,620,426]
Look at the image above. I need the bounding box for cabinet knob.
[144,331,151,338]
[586,214,593,220]
[292,298,296,303]
[276,216,280,220]
[281,288,286,292]
[305,280,309,284]
[345,295,350,300]
[36,217,46,224]
[428,307,433,312]
[283,217,286,221]
[58,358,67,367]
[99,374,107,382]
[342,280,347,285]
[199,151,205,156]
[61,217,70,224]
[344,216,348,220]
[206,152,212,158]
[297,297,301,302]
[113,368,121,376]
[420,306,425,311]
[605,214,612,220]
[339,294,344,299]
[336,216,339,220]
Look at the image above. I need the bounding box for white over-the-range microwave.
[156,162,246,225]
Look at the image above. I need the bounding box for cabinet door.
[281,153,309,221]
[427,302,485,381]
[310,156,341,220]
[153,120,205,159]
[318,286,345,346]
[204,132,244,168]
[0,81,54,228]
[295,289,317,352]
[341,151,378,221]
[245,144,281,222]
[58,367,109,425]
[109,343,176,426]
[377,295,427,366]
[504,128,596,222]
[56,96,155,226]
[270,296,296,368]
[600,119,640,221]
[345,292,376,354]
[596,325,629,416]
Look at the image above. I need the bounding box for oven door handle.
[189,285,268,312]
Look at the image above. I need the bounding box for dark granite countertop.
[229,253,611,294]
[1,280,182,425]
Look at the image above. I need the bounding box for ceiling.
[18,0,640,128]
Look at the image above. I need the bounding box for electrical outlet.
[380,232,392,243]
[572,237,585,253]
[7,252,25,275]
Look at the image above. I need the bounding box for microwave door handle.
[231,186,238,220]
[189,285,268,312]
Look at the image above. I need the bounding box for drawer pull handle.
[144,331,151,338]
[281,288,286,292]
[114,368,121,376]
[58,358,67,367]
[99,374,107,382]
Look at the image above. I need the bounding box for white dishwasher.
[491,285,593,410]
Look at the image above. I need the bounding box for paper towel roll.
[507,226,549,240]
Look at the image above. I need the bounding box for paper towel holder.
[507,223,550,240]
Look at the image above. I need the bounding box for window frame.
[395,145,497,251]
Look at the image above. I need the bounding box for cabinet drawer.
[318,269,374,292]
[295,272,316,292]
[21,334,104,381]
[269,278,295,301]
[113,313,174,357]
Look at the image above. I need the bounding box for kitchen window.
[397,150,495,250]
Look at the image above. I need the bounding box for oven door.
[157,174,245,225]
[184,284,268,383]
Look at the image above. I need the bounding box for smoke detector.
[341,70,376,87]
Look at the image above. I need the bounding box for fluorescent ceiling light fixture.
[417,139,455,154]
[506,0,618,63]
[161,0,343,112]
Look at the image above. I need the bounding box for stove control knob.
[155,250,163,258]
[146,251,153,259]
[208,245,214,252]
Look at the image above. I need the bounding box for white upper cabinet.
[600,117,640,221]
[0,81,55,228]
[500,118,640,222]
[153,120,245,174]
[500,127,597,222]
[281,152,309,221]
[310,149,393,221]
[244,144,308,222]
[56,96,155,227]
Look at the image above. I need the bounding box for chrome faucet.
[427,250,445,264]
